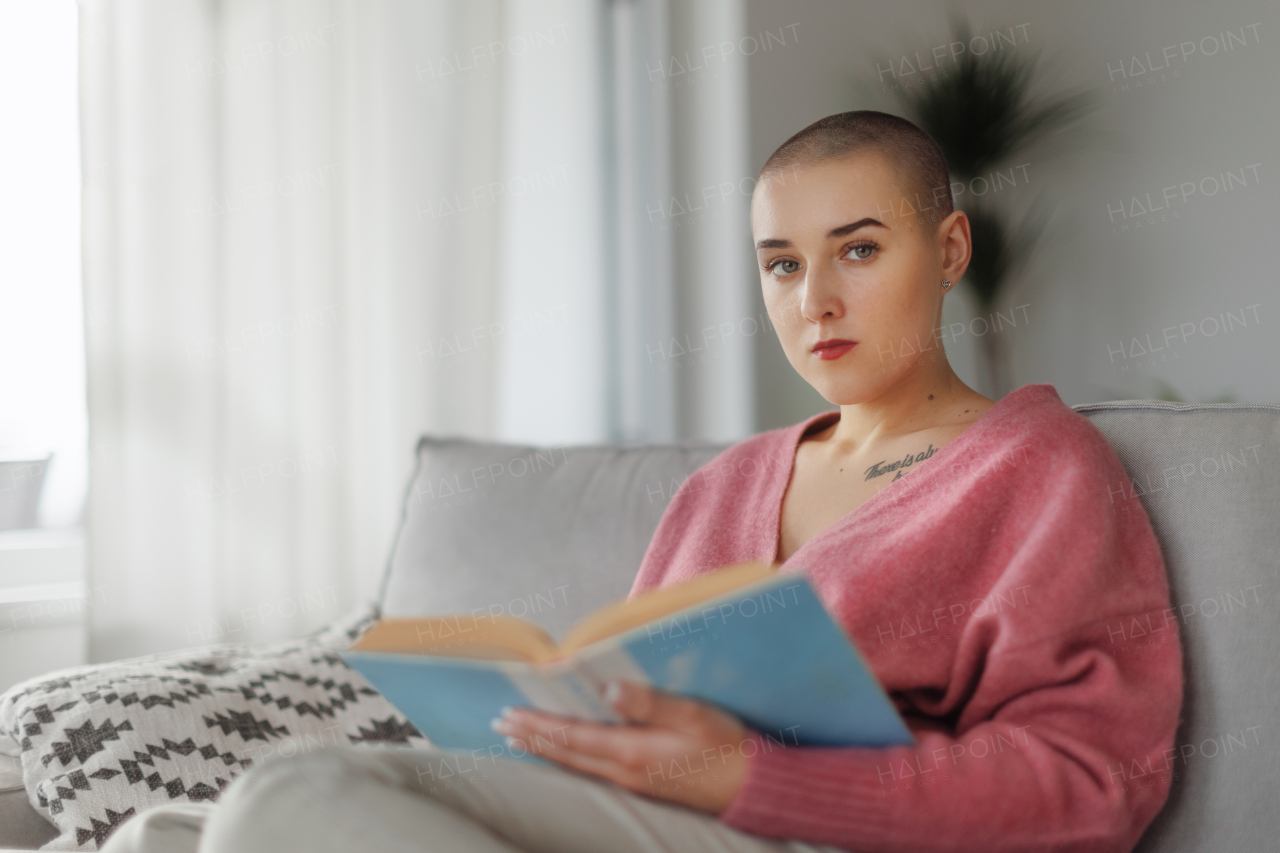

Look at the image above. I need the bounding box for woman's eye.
[846,243,876,260]
[770,259,801,275]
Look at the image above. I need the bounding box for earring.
[942,279,952,290]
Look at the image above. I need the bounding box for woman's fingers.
[492,709,656,787]
[605,680,747,751]
[493,683,742,767]
[495,707,648,763]
[489,684,751,813]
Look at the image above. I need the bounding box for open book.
[342,562,914,760]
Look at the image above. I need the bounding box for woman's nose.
[800,266,845,322]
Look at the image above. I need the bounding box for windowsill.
[0,525,83,547]
[0,526,84,588]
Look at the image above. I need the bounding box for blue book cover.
[342,568,914,763]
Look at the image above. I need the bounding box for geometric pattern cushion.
[0,605,429,850]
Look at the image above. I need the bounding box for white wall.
[744,0,1279,428]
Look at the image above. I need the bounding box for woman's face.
[751,151,969,405]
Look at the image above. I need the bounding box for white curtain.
[79,0,751,661]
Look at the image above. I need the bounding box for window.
[0,0,85,531]
[0,0,87,690]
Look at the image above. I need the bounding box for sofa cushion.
[0,605,428,851]
[378,437,727,639]
[1071,400,1280,853]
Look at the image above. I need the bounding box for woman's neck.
[826,366,991,454]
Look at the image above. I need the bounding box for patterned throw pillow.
[0,605,432,850]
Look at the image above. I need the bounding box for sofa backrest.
[379,437,726,639]
[1068,400,1279,853]
[379,400,1280,852]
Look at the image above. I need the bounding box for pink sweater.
[629,383,1183,853]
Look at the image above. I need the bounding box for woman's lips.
[812,339,857,360]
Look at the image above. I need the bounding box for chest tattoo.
[863,444,938,481]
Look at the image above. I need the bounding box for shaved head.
[758,110,953,221]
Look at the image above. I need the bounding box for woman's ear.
[938,209,972,286]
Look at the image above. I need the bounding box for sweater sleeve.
[717,428,1184,853]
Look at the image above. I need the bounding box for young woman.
[104,112,1182,853]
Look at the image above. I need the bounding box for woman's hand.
[490,679,750,814]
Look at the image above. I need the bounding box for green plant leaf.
[961,193,1053,310]
[872,17,1095,312]
[889,18,1097,180]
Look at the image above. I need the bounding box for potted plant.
[871,19,1096,397]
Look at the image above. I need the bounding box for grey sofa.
[3,397,1278,851]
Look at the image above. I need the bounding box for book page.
[349,615,559,663]
[557,561,777,655]
[349,562,777,664]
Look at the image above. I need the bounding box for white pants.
[100,746,850,853]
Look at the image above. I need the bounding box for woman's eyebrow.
[826,217,887,238]
[755,237,791,249]
[755,217,887,250]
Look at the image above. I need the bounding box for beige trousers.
[99,746,849,853]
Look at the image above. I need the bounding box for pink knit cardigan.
[629,383,1183,853]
